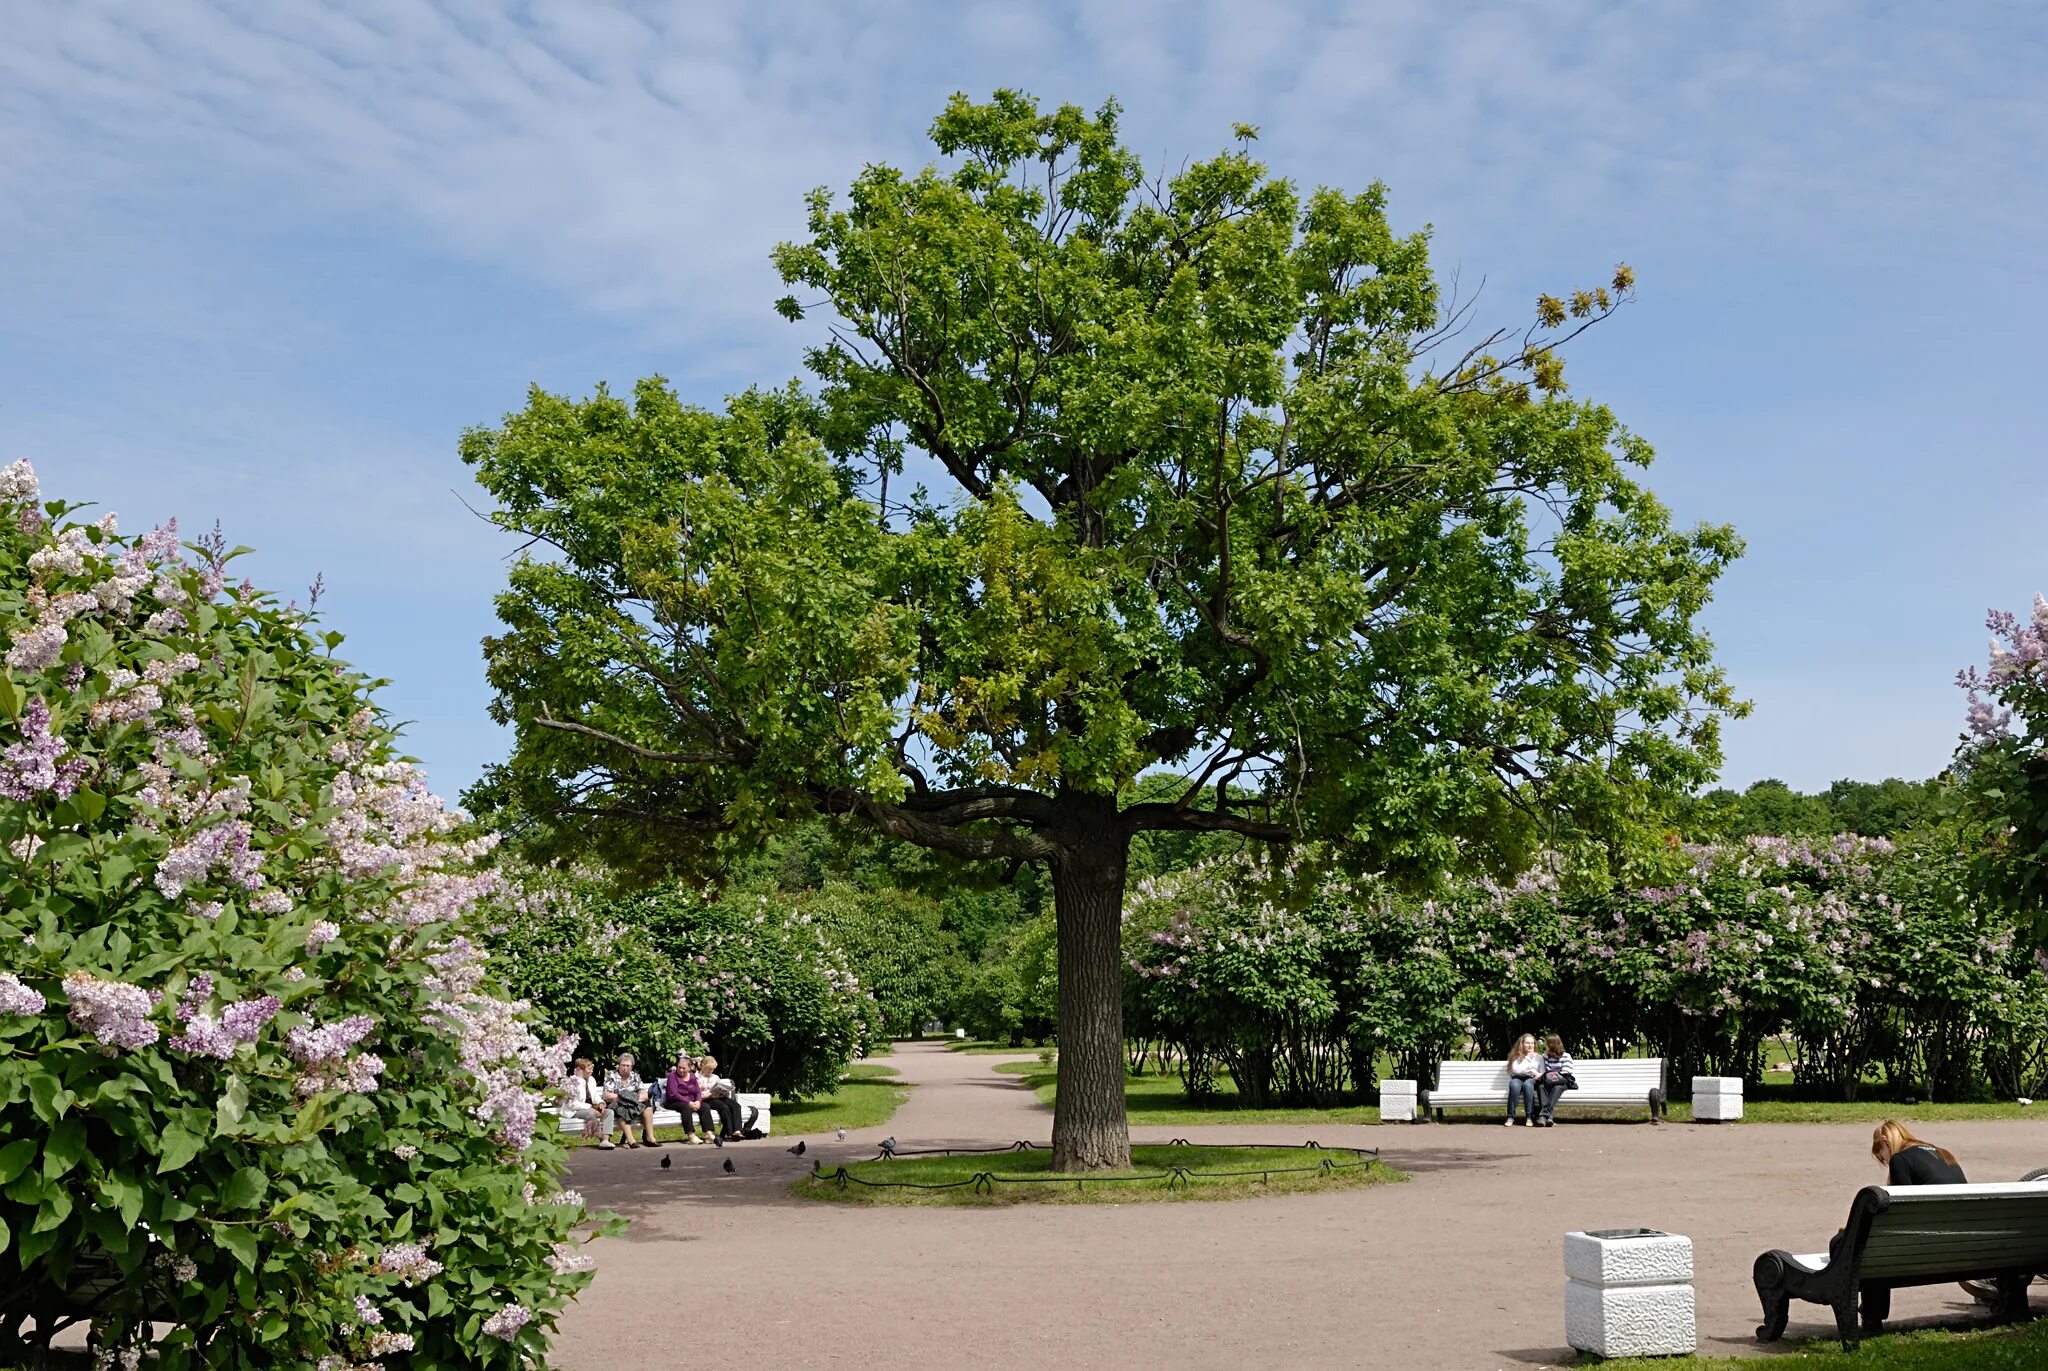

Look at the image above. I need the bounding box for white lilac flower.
[545,1241,594,1275]
[375,1241,442,1284]
[481,1304,531,1341]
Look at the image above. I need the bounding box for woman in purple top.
[664,1052,706,1143]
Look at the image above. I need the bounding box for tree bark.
[1049,795,1133,1171]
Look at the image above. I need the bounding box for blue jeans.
[1506,1076,1537,1120]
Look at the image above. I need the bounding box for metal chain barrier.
[809,1140,1382,1194]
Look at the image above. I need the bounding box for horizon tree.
[462,92,1743,1170]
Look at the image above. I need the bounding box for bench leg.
[1753,1254,1791,1343]
[1755,1287,1789,1343]
[1832,1284,1861,1352]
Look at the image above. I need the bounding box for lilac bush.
[1957,595,2048,929]
[0,462,607,1367]
[1125,834,2048,1104]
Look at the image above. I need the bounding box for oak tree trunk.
[1049,795,1132,1171]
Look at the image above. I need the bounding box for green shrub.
[488,875,877,1099]
[0,463,601,1368]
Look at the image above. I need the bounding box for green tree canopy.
[463,92,1742,1168]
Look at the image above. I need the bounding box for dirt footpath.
[555,1043,2048,1371]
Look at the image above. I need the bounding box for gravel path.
[555,1042,2048,1370]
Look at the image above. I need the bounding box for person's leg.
[717,1098,741,1137]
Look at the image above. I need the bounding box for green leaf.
[31,1183,73,1232]
[0,675,21,718]
[0,1212,9,1255]
[42,1116,86,1180]
[221,1166,268,1212]
[0,1138,36,1185]
[102,1170,144,1228]
[15,1224,58,1266]
[216,1224,258,1271]
[26,1071,73,1122]
[157,1125,204,1174]
[216,1074,249,1132]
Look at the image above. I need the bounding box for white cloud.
[5,1,2042,365]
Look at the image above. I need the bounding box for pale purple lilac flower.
[0,698,88,801]
[285,1014,376,1064]
[0,973,45,1017]
[63,973,160,1049]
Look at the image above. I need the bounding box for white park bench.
[554,1092,773,1137]
[1754,1182,2048,1349]
[1423,1058,1667,1121]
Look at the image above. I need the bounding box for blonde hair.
[1509,1034,1538,1060]
[697,1055,718,1071]
[1871,1119,1957,1167]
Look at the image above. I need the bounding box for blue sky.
[3,1,2043,803]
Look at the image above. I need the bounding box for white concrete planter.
[1563,1228,1696,1358]
[1378,1080,1418,1123]
[1691,1075,1743,1123]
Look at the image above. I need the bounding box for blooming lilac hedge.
[1126,834,2048,1105]
[0,462,607,1368]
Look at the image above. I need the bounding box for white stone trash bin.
[1378,1080,1417,1123]
[1563,1228,1696,1358]
[1692,1076,1743,1122]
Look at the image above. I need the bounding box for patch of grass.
[794,1142,1402,1205]
[1585,1319,2048,1368]
[997,1063,2042,1127]
[994,1061,1386,1126]
[945,1038,1053,1054]
[773,1062,911,1135]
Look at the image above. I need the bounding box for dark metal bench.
[1754,1182,2048,1350]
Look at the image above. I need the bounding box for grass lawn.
[635,1063,907,1143]
[945,1038,1055,1054]
[998,1062,2045,1128]
[1587,1319,2048,1368]
[793,1142,1403,1205]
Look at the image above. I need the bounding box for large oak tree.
[463,93,1743,1170]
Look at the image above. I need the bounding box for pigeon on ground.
[836,1127,847,1141]
[787,1140,806,1156]
[722,1157,736,1174]
[879,1136,897,1156]
[659,1154,671,1170]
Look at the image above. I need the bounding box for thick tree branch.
[1121,801,1292,842]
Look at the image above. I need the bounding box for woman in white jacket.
[1505,1034,1542,1126]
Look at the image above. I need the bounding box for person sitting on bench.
[1867,1119,2003,1304]
[664,1051,706,1144]
[560,1057,604,1138]
[1872,1119,1965,1185]
[694,1055,742,1140]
